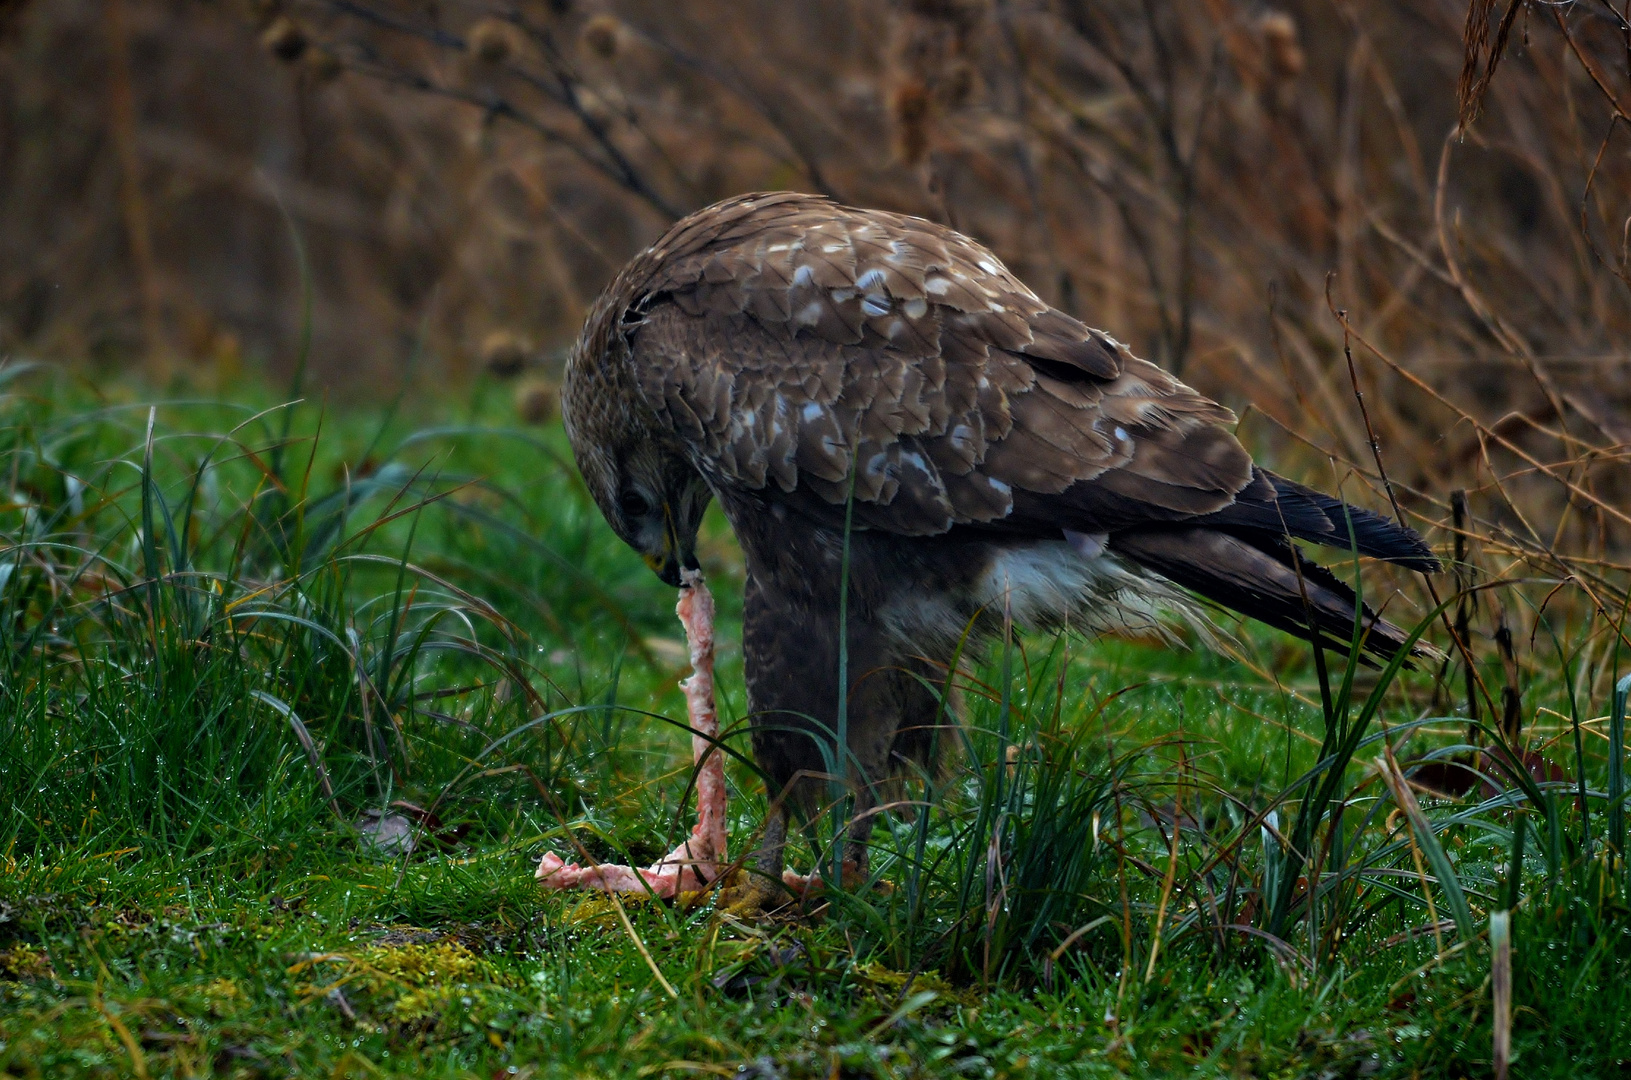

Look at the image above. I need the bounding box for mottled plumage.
[562,192,1438,901]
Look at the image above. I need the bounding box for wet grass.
[1,362,1628,1079]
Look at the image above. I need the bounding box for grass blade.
[1611,673,1630,859]
[1491,909,1512,1080]
[1378,754,1476,941]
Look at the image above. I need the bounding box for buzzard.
[541,191,1437,908]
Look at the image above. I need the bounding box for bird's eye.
[618,490,653,517]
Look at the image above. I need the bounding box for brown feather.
[577,189,1432,558]
[612,191,1248,534]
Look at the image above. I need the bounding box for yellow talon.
[716,871,792,920]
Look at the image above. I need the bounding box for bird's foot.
[715,859,880,920]
[716,869,795,919]
[780,858,873,897]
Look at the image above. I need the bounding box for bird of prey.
[547,191,1438,909]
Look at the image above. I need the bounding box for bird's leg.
[780,788,874,897]
[535,570,726,897]
[720,802,794,915]
[721,791,871,915]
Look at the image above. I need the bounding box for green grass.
[2,361,1629,1079]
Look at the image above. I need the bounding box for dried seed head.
[515,378,558,424]
[581,14,620,60]
[467,18,516,65]
[261,17,308,63]
[306,46,342,81]
[906,0,987,35]
[942,59,976,107]
[1259,12,1304,83]
[892,81,932,166]
[481,330,531,379]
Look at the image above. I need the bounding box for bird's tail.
[1109,526,1443,664]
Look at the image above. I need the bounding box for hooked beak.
[641,506,698,588]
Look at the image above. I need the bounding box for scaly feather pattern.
[596,192,1247,539]
[564,190,1438,658]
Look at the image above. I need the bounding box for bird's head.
[599,441,711,587]
[562,377,711,588]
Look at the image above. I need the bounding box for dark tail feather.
[1196,469,1440,573]
[1110,527,1441,663]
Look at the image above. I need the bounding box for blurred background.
[0,0,1627,557]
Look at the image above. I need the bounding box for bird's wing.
[620,192,1251,538]
[611,193,1438,662]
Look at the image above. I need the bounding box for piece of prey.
[535,568,727,896]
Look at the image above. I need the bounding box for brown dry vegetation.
[2,0,1629,666]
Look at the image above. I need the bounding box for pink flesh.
[779,863,861,895]
[536,569,726,897]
